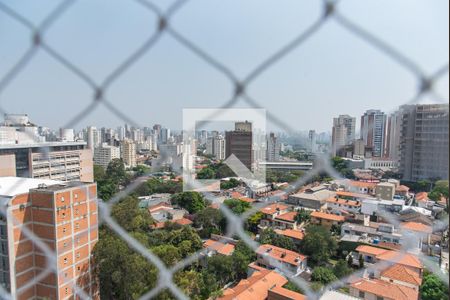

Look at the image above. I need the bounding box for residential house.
[259,204,298,230]
[350,278,418,300]
[219,268,305,300]
[310,211,345,229]
[341,222,402,244]
[274,229,305,246]
[255,244,308,277]
[287,186,335,209]
[326,197,361,215]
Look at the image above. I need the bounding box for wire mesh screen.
[0,0,448,300]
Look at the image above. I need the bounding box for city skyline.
[0,0,448,132]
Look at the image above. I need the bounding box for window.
[77,266,81,271]
[65,288,68,295]
[63,227,66,233]
[75,223,80,229]
[359,291,365,298]
[63,258,68,264]
[76,252,80,258]
[61,197,65,203]
[62,212,66,219]
[75,208,79,215]
[63,242,67,247]
[74,194,78,199]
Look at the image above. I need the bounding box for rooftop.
[0,141,86,150]
[400,222,432,234]
[381,263,422,286]
[260,203,289,215]
[257,244,306,266]
[220,269,287,300]
[275,211,298,222]
[275,229,305,241]
[351,278,418,300]
[204,239,235,256]
[0,177,63,197]
[326,197,361,207]
[311,211,345,222]
[356,245,422,269]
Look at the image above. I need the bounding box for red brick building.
[0,177,99,300]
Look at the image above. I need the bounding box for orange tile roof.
[356,245,423,270]
[401,222,432,234]
[257,244,306,266]
[310,211,345,222]
[377,251,422,270]
[148,202,172,213]
[275,211,298,222]
[174,218,193,226]
[351,278,418,300]
[204,239,235,256]
[268,286,306,300]
[356,245,389,256]
[415,192,429,202]
[275,229,305,241]
[326,197,361,207]
[239,197,256,203]
[349,181,377,188]
[220,269,288,300]
[396,185,410,192]
[151,222,166,229]
[381,264,422,286]
[231,191,244,198]
[260,203,289,215]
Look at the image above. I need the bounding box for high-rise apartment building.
[266,133,281,162]
[120,140,137,168]
[360,110,387,157]
[225,122,253,170]
[308,130,317,153]
[331,115,356,156]
[93,144,120,169]
[385,111,402,160]
[399,104,449,181]
[0,177,99,299]
[206,136,225,160]
[86,126,100,150]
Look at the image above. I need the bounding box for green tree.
[171,192,207,214]
[197,167,216,179]
[246,212,263,233]
[429,180,449,208]
[151,244,181,267]
[301,226,337,266]
[111,196,154,232]
[220,178,240,190]
[223,199,251,215]
[232,241,256,279]
[94,164,106,181]
[93,231,158,299]
[205,255,235,286]
[107,158,130,186]
[311,267,338,284]
[193,207,227,238]
[295,209,311,223]
[333,260,352,278]
[215,164,236,178]
[420,271,449,300]
[259,228,296,251]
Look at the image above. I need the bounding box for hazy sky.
[0,0,448,133]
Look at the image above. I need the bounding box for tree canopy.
[301,225,337,266]
[171,192,207,214]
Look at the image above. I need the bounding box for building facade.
[120,140,137,168]
[266,133,281,162]
[398,104,449,181]
[225,122,253,171]
[332,115,356,156]
[360,110,387,158]
[93,144,120,169]
[0,177,99,299]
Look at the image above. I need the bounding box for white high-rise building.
[87,126,100,150]
[360,110,387,157]
[308,130,317,153]
[206,136,225,160]
[94,143,120,168]
[331,115,356,156]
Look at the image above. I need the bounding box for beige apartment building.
[0,142,93,183]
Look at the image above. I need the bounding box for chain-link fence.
[0,0,448,299]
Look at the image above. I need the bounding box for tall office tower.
[93,143,120,169]
[399,104,449,181]
[384,111,402,160]
[360,110,387,157]
[159,128,170,144]
[225,122,253,170]
[308,130,317,153]
[0,177,99,299]
[124,124,130,139]
[331,115,356,156]
[266,133,281,162]
[120,139,137,168]
[206,136,225,160]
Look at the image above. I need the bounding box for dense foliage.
[171,192,207,214]
[223,198,251,215]
[420,271,449,300]
[259,228,296,251]
[301,225,337,266]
